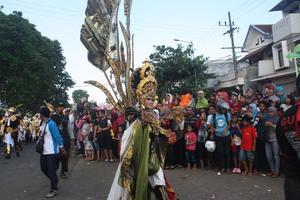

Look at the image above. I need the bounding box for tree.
[149,44,214,97]
[72,89,89,103]
[0,11,74,112]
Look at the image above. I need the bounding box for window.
[278,48,284,67]
[256,38,259,46]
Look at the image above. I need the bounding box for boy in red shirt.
[185,125,197,170]
[239,115,257,176]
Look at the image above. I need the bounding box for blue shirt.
[209,113,231,137]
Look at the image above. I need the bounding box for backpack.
[212,113,229,129]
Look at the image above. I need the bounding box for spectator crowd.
[67,82,296,179]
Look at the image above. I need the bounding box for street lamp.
[173,38,198,88]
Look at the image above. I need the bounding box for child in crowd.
[185,124,197,170]
[196,112,208,169]
[81,116,93,160]
[230,114,242,173]
[117,125,124,157]
[240,115,257,176]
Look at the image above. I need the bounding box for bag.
[36,121,49,154]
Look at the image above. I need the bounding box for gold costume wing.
[81,0,135,110]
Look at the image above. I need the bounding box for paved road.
[0,144,284,200]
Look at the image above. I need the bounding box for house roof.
[254,25,273,35]
[242,24,273,52]
[270,0,300,12]
[239,43,273,62]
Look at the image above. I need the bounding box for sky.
[1,0,282,103]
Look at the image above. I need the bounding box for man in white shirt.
[39,107,65,198]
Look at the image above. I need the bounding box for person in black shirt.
[94,110,113,162]
[276,75,300,200]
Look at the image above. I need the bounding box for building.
[268,0,300,95]
[239,24,274,92]
[239,0,300,95]
[206,59,247,91]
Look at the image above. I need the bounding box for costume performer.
[107,62,174,200]
[3,107,22,158]
[80,1,175,199]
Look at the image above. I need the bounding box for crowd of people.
[63,82,296,179]
[156,84,294,177]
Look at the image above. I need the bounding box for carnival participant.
[4,107,22,158]
[107,62,174,200]
[276,75,300,200]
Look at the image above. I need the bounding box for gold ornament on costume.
[43,100,54,113]
[8,107,16,113]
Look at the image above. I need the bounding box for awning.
[239,44,272,62]
[251,70,296,82]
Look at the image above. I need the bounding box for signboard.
[287,44,300,77]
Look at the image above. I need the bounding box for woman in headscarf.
[162,93,174,109]
[247,103,259,127]
[246,88,257,105]
[264,106,280,178]
[275,86,286,105]
[196,90,209,112]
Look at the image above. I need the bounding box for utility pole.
[219,11,239,79]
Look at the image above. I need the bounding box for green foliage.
[72,89,89,104]
[0,11,74,112]
[149,44,215,97]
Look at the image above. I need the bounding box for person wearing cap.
[276,75,300,200]
[39,107,64,198]
[207,100,231,174]
[3,107,22,158]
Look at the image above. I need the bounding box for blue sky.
[2,0,282,103]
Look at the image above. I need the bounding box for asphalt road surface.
[0,144,284,200]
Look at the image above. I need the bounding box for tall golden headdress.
[135,61,157,107]
[81,0,134,112]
